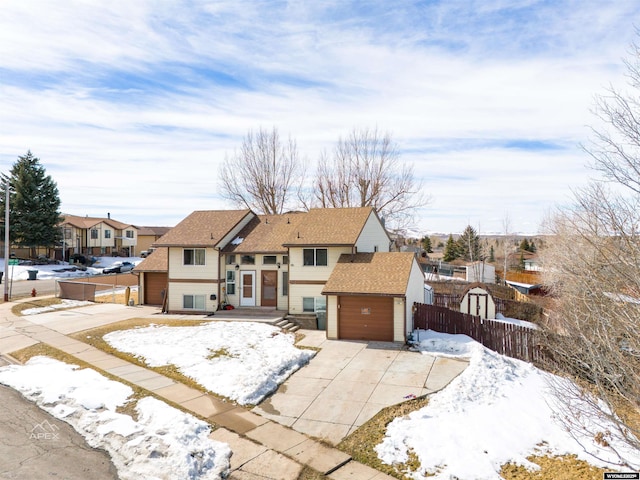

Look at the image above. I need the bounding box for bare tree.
[502,213,512,285]
[312,127,429,232]
[219,127,304,214]
[540,42,640,468]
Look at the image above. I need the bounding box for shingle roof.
[133,247,168,272]
[135,226,172,236]
[283,207,379,246]
[223,212,307,254]
[152,210,252,247]
[62,214,133,230]
[322,252,417,296]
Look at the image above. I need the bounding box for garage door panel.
[144,272,168,305]
[338,296,393,341]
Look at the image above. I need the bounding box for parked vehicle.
[102,261,135,274]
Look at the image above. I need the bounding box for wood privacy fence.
[413,302,542,363]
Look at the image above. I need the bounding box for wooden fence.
[413,302,542,363]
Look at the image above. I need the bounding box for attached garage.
[323,252,425,343]
[338,295,394,341]
[133,247,168,307]
[144,272,168,305]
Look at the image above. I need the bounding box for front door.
[261,271,277,307]
[240,271,256,306]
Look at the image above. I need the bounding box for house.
[135,207,423,342]
[59,214,138,259]
[135,226,172,255]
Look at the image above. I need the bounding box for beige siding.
[393,297,406,342]
[405,259,425,333]
[355,212,390,253]
[168,282,217,312]
[326,295,338,339]
[168,247,219,280]
[289,284,325,314]
[221,264,289,310]
[288,246,351,282]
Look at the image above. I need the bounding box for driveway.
[252,330,469,445]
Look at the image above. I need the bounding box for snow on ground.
[0,256,143,281]
[376,330,640,480]
[493,312,539,329]
[103,322,316,405]
[0,356,231,480]
[20,298,94,315]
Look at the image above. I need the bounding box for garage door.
[338,296,394,341]
[144,272,168,305]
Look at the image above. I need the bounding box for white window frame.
[226,270,236,295]
[183,294,205,310]
[183,248,206,266]
[303,248,328,266]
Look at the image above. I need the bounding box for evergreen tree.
[421,235,433,253]
[443,234,458,262]
[520,238,530,251]
[456,225,481,261]
[0,151,62,257]
[489,245,495,263]
[518,251,525,271]
[529,240,536,253]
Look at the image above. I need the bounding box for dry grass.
[93,289,139,305]
[500,455,605,479]
[296,466,326,480]
[338,395,430,479]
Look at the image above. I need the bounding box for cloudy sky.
[1,1,639,234]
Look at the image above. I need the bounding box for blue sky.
[1,0,639,234]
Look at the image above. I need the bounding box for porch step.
[274,319,289,328]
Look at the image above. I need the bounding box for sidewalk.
[0,300,399,479]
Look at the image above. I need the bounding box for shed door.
[338,296,394,341]
[144,272,168,305]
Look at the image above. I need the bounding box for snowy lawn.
[103,321,316,405]
[0,356,231,480]
[375,330,640,480]
[1,256,143,281]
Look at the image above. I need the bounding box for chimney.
[107,212,111,219]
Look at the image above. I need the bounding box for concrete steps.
[274,319,300,333]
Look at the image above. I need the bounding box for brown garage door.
[144,272,168,305]
[338,296,394,341]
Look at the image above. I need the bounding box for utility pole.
[4,179,9,302]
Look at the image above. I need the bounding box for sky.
[1,1,639,235]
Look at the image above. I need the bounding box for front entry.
[240,271,256,306]
[261,271,277,307]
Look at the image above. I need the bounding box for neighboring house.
[135,207,423,342]
[59,214,138,258]
[135,226,172,255]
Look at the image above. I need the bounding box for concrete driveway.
[253,330,468,445]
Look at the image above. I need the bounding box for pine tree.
[443,234,458,262]
[456,225,481,261]
[520,238,530,251]
[421,236,433,253]
[529,240,536,253]
[0,151,62,257]
[489,245,495,263]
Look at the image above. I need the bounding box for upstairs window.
[241,255,255,265]
[126,230,134,238]
[303,248,327,266]
[90,229,98,239]
[263,255,277,265]
[104,230,111,239]
[184,248,205,265]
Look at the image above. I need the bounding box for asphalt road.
[0,358,119,480]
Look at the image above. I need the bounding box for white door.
[240,271,256,306]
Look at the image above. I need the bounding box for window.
[183,294,205,310]
[104,230,111,239]
[241,255,255,265]
[303,248,327,266]
[283,255,289,265]
[282,271,288,296]
[226,254,236,265]
[263,255,277,265]
[302,297,315,312]
[226,270,236,295]
[183,248,206,265]
[126,230,134,238]
[90,229,98,239]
